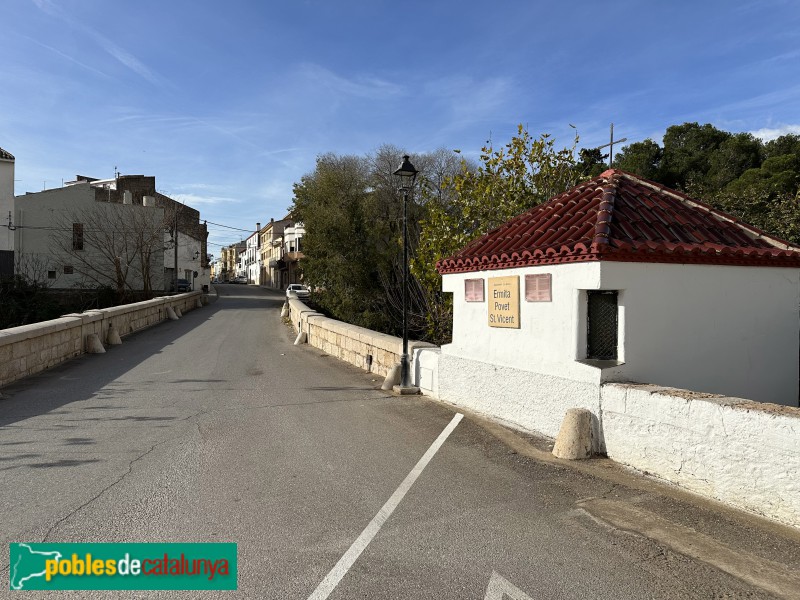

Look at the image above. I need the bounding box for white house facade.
[0,146,14,255]
[245,230,260,284]
[437,169,800,442]
[14,182,166,292]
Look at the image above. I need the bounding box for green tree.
[661,122,730,190]
[413,125,582,344]
[577,147,607,178]
[290,153,392,331]
[706,185,800,246]
[765,134,800,160]
[725,153,800,198]
[706,133,763,190]
[612,139,663,181]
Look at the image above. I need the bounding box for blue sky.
[2,0,799,253]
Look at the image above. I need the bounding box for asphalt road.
[1,284,800,599]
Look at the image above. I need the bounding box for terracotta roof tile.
[437,169,800,274]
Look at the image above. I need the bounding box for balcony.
[285,251,304,261]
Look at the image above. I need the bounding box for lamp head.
[393,155,418,190]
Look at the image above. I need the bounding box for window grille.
[465,278,484,302]
[525,274,551,302]
[587,291,618,360]
[63,265,74,275]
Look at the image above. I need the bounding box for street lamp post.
[393,155,419,393]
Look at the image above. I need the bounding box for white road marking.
[484,571,535,600]
[307,412,464,600]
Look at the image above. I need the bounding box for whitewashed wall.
[442,263,604,384]
[442,261,800,407]
[600,262,799,406]
[438,353,603,442]
[602,383,800,528]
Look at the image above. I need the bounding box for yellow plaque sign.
[488,276,520,328]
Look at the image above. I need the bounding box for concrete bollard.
[381,364,401,391]
[86,333,106,354]
[196,298,203,309]
[294,330,307,345]
[552,408,593,460]
[107,325,122,346]
[280,302,289,318]
[166,306,179,321]
[175,307,183,318]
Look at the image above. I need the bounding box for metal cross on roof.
[595,123,628,166]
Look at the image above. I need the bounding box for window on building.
[63,265,74,275]
[72,223,84,251]
[47,270,56,279]
[587,291,618,360]
[465,278,484,302]
[525,274,552,302]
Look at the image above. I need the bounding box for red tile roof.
[437,169,800,274]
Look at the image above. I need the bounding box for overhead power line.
[204,220,253,232]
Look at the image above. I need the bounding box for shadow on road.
[0,288,281,430]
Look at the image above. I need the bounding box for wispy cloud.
[296,64,403,100]
[750,124,800,141]
[703,84,800,116]
[172,193,242,206]
[422,76,514,141]
[17,33,112,80]
[763,49,800,64]
[98,43,158,84]
[30,0,160,85]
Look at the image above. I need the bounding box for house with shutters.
[434,169,800,438]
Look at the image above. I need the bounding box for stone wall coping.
[103,297,165,317]
[605,382,800,420]
[78,310,105,323]
[0,316,83,345]
[288,297,436,354]
[1,291,204,345]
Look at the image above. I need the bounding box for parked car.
[233,276,248,284]
[286,284,310,300]
[172,278,191,292]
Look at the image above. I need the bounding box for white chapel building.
[435,169,800,438]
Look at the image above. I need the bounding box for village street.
[1,284,799,599]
